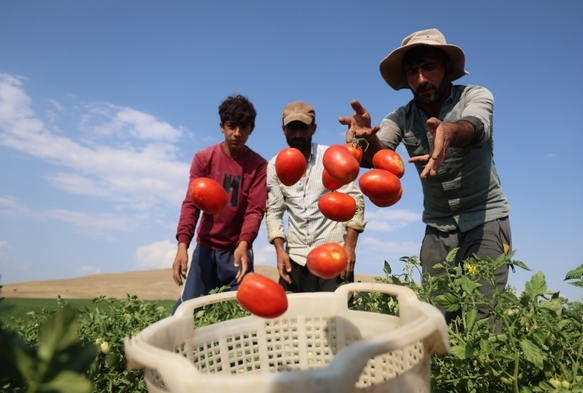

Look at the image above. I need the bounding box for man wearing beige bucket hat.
[339,28,512,328]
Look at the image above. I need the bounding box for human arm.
[172,153,204,285]
[172,242,189,286]
[342,228,359,280]
[410,86,494,178]
[338,99,384,167]
[273,237,292,284]
[265,159,291,283]
[233,240,250,282]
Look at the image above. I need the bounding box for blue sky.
[1,1,582,301]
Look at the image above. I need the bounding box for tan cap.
[282,101,315,126]
[379,28,468,90]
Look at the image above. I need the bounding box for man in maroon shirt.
[171,94,267,313]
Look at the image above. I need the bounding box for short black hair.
[218,94,257,128]
[402,45,450,67]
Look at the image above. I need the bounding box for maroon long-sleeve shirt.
[176,143,267,250]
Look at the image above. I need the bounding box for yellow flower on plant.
[466,264,478,275]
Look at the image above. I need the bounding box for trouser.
[278,259,353,293]
[420,217,511,329]
[172,244,254,314]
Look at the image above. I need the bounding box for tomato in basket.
[306,242,348,279]
[236,273,288,318]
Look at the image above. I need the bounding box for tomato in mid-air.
[306,242,348,279]
[318,192,356,222]
[322,145,360,185]
[189,177,228,214]
[321,168,343,191]
[275,147,306,186]
[358,169,401,202]
[344,141,364,163]
[236,273,288,319]
[368,187,403,207]
[372,149,405,178]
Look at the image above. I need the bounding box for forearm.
[442,120,476,148]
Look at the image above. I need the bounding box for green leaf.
[383,261,392,275]
[520,338,545,369]
[460,275,479,295]
[539,298,563,316]
[450,344,476,359]
[511,260,531,271]
[38,307,79,361]
[524,272,547,301]
[435,293,460,312]
[564,264,583,280]
[38,370,91,393]
[465,307,478,332]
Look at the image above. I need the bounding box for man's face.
[220,121,253,150]
[404,53,452,105]
[283,121,315,153]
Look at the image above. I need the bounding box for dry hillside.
[1,265,377,300]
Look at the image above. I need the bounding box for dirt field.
[1,266,377,300]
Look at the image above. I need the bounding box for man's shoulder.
[246,147,267,163]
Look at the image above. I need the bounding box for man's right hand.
[276,250,293,285]
[338,99,380,142]
[172,243,189,286]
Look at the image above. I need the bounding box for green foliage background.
[1,256,582,393]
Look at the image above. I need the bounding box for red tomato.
[189,177,228,214]
[318,192,356,222]
[358,169,401,201]
[275,147,306,186]
[372,149,405,178]
[236,273,288,318]
[322,145,360,186]
[369,187,403,207]
[322,168,343,191]
[344,142,363,163]
[306,242,348,279]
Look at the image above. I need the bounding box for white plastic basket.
[125,282,450,393]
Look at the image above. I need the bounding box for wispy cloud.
[135,239,194,270]
[0,73,191,211]
[364,207,421,232]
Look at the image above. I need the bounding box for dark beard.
[413,78,450,105]
[286,135,312,154]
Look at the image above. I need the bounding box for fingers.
[277,257,293,285]
[172,262,185,286]
[235,256,248,283]
[350,99,366,115]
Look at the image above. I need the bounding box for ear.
[311,124,317,135]
[219,122,225,133]
[249,125,255,135]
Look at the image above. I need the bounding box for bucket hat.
[282,101,315,126]
[379,28,468,90]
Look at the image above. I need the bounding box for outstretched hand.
[408,117,451,178]
[338,100,380,143]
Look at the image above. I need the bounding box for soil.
[1,265,377,301]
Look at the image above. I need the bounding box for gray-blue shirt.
[377,84,511,232]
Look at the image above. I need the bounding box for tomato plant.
[306,242,348,279]
[358,169,401,202]
[372,149,405,178]
[318,192,356,222]
[236,273,288,318]
[322,144,360,185]
[275,147,306,186]
[321,168,343,191]
[369,187,402,207]
[189,177,228,214]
